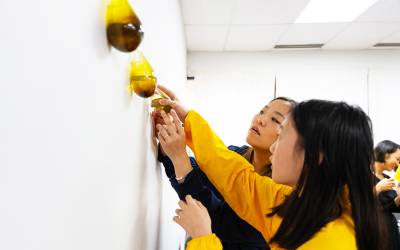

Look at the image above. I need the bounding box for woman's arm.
[158,109,292,240]
[378,190,400,213]
[173,195,223,250]
[186,234,223,250]
[158,149,225,214]
[375,178,395,194]
[156,111,225,216]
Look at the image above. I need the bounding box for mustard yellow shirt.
[184,110,356,250]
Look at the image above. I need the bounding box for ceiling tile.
[225,24,289,50]
[277,23,349,45]
[232,0,310,24]
[356,0,400,22]
[185,25,229,51]
[181,0,400,51]
[180,0,235,25]
[324,22,400,49]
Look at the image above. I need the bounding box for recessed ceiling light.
[274,44,324,49]
[374,43,400,47]
[296,0,378,23]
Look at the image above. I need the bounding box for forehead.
[263,101,291,116]
[392,148,400,156]
[266,100,291,112]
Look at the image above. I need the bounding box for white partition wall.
[276,68,369,112]
[187,51,400,146]
[183,54,275,147]
[369,69,400,144]
[0,0,186,250]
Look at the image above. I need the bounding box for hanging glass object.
[151,88,172,112]
[394,162,400,183]
[129,51,157,98]
[106,0,144,52]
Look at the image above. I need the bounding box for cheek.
[261,126,279,142]
[271,143,289,180]
[293,152,305,179]
[272,142,304,186]
[385,159,395,169]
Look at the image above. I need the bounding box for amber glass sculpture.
[129,52,156,98]
[106,0,144,52]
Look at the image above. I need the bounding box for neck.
[251,148,271,175]
[374,162,386,179]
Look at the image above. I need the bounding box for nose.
[257,117,266,127]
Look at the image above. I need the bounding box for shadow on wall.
[129,101,163,250]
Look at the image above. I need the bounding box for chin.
[246,134,256,146]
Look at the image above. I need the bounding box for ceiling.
[179,0,400,51]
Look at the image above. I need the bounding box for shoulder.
[227,145,249,154]
[298,214,356,250]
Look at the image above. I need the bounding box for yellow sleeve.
[184,110,292,241]
[186,234,222,250]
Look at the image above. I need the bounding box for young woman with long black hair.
[153,85,295,250]
[156,98,385,250]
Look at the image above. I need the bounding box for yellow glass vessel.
[129,52,156,98]
[151,88,172,112]
[106,0,144,52]
[394,163,400,183]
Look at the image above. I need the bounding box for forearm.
[183,110,292,239]
[178,168,224,215]
[170,153,193,181]
[158,144,177,179]
[375,185,382,194]
[394,195,400,207]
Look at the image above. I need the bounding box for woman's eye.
[259,110,264,115]
[272,117,280,124]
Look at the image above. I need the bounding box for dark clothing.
[375,176,400,250]
[158,145,269,250]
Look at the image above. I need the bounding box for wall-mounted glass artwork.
[129,51,156,98]
[106,0,143,52]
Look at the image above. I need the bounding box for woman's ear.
[318,152,324,165]
[384,153,390,162]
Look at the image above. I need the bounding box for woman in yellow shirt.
[156,98,385,250]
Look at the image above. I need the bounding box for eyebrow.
[274,111,285,119]
[264,105,285,119]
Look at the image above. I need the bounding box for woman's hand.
[156,109,193,178]
[173,195,212,239]
[157,85,189,123]
[156,110,186,160]
[375,178,396,194]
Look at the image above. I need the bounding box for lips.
[251,126,261,136]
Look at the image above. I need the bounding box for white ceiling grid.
[180,0,400,51]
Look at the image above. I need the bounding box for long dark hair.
[268,100,385,249]
[374,140,400,163]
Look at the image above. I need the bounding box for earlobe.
[318,152,324,165]
[384,153,390,162]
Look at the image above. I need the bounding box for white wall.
[185,51,400,147]
[0,0,186,250]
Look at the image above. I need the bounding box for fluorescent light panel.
[374,43,400,47]
[296,0,378,23]
[274,44,324,49]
